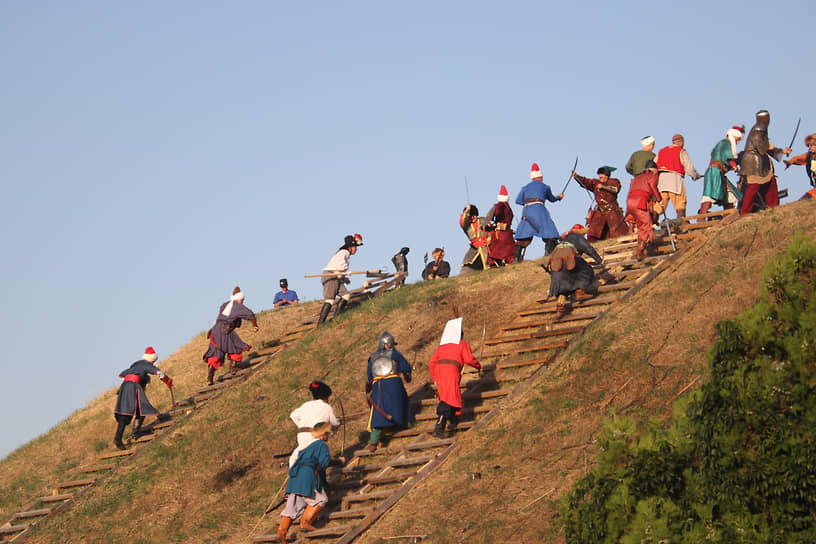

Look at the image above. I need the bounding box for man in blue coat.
[366,331,414,451]
[113,347,173,449]
[277,422,345,540]
[514,162,564,262]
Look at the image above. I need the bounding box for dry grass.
[3,199,815,543]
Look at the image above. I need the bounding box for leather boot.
[114,421,127,450]
[574,289,592,301]
[556,294,568,317]
[300,504,322,531]
[207,366,216,386]
[333,298,348,318]
[317,302,332,326]
[132,417,145,438]
[514,244,524,263]
[433,415,447,438]
[635,240,647,260]
[276,516,292,542]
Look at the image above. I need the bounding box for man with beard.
[366,332,414,451]
[571,166,630,241]
[739,110,791,215]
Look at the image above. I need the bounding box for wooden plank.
[340,454,435,474]
[415,405,490,421]
[329,472,415,489]
[301,523,357,539]
[36,493,74,503]
[0,524,29,535]
[98,449,135,460]
[11,508,52,520]
[500,312,602,332]
[75,463,116,473]
[484,326,583,346]
[342,490,394,505]
[417,390,509,406]
[495,355,554,369]
[327,506,376,520]
[53,478,96,491]
[483,340,569,358]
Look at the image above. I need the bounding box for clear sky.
[1,1,813,459]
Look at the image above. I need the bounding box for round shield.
[371,356,395,377]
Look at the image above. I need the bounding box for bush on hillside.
[561,232,816,543]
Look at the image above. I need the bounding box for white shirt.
[323,248,351,273]
[288,399,340,467]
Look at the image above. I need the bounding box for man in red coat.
[626,160,662,259]
[486,185,515,266]
[428,317,481,437]
[571,166,630,242]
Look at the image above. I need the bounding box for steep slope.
[1,199,814,543]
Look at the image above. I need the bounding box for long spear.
[560,156,579,194]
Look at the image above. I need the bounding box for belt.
[437,358,463,371]
[123,374,142,384]
[524,198,545,206]
[297,427,313,433]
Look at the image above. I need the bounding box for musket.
[304,270,383,278]
[337,395,346,456]
[560,156,579,194]
[788,117,802,150]
[464,175,471,204]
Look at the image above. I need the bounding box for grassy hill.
[2,199,815,543]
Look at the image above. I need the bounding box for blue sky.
[1,1,813,458]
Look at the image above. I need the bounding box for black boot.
[132,417,145,438]
[433,415,447,438]
[333,298,348,318]
[207,366,216,386]
[114,421,127,450]
[317,302,332,326]
[514,244,524,263]
[544,238,558,255]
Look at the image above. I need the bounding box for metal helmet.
[378,331,395,350]
[756,110,770,125]
[371,352,395,377]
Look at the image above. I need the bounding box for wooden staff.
[304,270,382,278]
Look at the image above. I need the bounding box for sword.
[560,156,579,194]
[788,117,802,150]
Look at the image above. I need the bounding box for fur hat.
[143,346,158,363]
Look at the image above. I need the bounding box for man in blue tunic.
[514,162,564,262]
[273,278,299,308]
[277,422,345,540]
[366,331,414,452]
[113,347,173,449]
[202,286,259,385]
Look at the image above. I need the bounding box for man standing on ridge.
[784,133,816,188]
[514,162,564,261]
[459,204,490,272]
[626,136,657,177]
[422,248,451,280]
[318,234,363,326]
[656,134,702,221]
[486,185,515,266]
[202,286,259,385]
[739,110,792,214]
[571,166,630,241]
[273,278,299,308]
[698,126,745,215]
[113,347,173,450]
[366,332,414,451]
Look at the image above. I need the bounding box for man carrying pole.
[317,233,363,326]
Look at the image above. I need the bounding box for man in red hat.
[514,162,564,261]
[202,286,259,385]
[545,224,603,317]
[113,347,173,449]
[571,166,630,241]
[318,234,363,325]
[486,185,515,266]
